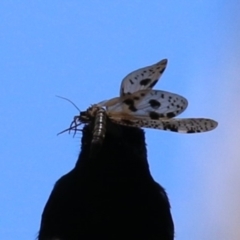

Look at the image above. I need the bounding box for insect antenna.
[56,95,83,136]
[56,95,81,112]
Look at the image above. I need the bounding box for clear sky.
[1,1,240,239]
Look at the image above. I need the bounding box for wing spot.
[166,112,176,118]
[149,111,160,120]
[123,98,134,106]
[149,99,161,109]
[129,105,137,112]
[168,125,178,132]
[140,78,151,86]
[123,98,137,112]
[149,80,157,88]
[159,67,166,74]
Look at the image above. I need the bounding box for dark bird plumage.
[38,119,174,240]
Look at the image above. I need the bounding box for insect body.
[91,107,107,145]
[64,59,217,144]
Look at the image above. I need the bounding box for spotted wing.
[99,89,188,120]
[120,59,168,96]
[111,118,218,133]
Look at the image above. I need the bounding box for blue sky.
[1,1,240,239]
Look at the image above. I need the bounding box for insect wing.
[112,118,218,133]
[102,89,188,120]
[161,118,218,133]
[120,59,168,96]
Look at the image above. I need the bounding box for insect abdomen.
[91,107,107,145]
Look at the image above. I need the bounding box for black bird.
[38,119,174,240]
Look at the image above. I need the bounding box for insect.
[60,59,217,143]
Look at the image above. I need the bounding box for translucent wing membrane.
[120,59,168,96]
[99,89,188,120]
[111,118,218,133]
